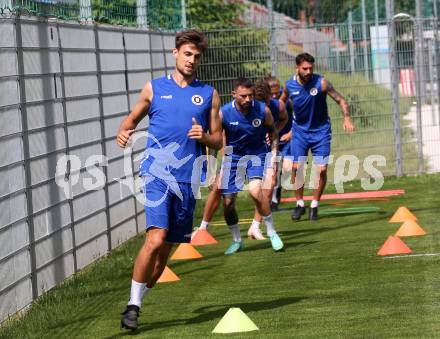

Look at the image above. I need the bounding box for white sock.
[128,280,150,308]
[199,220,209,230]
[311,200,319,208]
[296,199,305,207]
[229,224,241,242]
[263,214,276,237]
[250,219,261,230]
[271,189,278,204]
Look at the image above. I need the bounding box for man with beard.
[116,29,222,330]
[281,53,354,221]
[220,77,284,254]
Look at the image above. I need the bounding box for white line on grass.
[383,253,440,259]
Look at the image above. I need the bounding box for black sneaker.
[270,201,279,212]
[309,207,318,221]
[121,304,140,330]
[291,205,306,220]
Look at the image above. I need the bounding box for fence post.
[93,26,113,252]
[80,0,92,22]
[137,0,147,28]
[15,15,38,300]
[433,0,440,127]
[361,0,369,80]
[121,31,140,234]
[428,43,436,124]
[181,0,187,29]
[267,0,277,77]
[56,23,78,274]
[348,11,355,74]
[386,0,403,176]
[335,26,340,72]
[415,0,425,173]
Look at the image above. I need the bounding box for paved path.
[405,104,440,173]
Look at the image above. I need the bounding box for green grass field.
[1,174,440,338]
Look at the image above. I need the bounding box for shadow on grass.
[177,264,219,276]
[274,206,386,220]
[103,296,305,338]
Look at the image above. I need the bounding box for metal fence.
[0,15,175,322]
[0,0,184,29]
[2,11,440,324]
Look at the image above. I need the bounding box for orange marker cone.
[377,235,412,256]
[191,229,218,246]
[157,266,180,283]
[170,243,203,260]
[389,206,417,223]
[395,220,427,237]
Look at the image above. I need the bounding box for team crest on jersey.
[191,95,204,105]
[310,88,318,96]
[252,118,262,127]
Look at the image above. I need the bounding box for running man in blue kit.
[264,75,294,211]
[220,77,284,254]
[280,53,354,221]
[247,78,287,240]
[116,29,222,330]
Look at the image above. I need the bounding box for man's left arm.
[187,89,223,150]
[323,78,355,133]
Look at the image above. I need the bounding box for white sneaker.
[247,226,266,240]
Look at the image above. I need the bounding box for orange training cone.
[170,243,203,260]
[377,235,412,256]
[389,206,417,223]
[395,220,427,237]
[157,266,180,283]
[191,229,218,246]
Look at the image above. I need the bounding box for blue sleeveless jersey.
[285,74,330,133]
[139,75,214,183]
[221,100,267,156]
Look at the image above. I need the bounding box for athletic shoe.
[247,227,266,240]
[121,304,140,330]
[309,207,318,221]
[269,233,284,251]
[270,201,279,212]
[224,241,244,255]
[291,205,306,220]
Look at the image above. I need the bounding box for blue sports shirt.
[139,75,214,183]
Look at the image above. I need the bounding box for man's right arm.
[116,82,153,148]
[279,87,289,103]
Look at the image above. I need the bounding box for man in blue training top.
[247,78,287,241]
[219,77,284,254]
[280,53,354,221]
[265,75,294,211]
[116,29,222,330]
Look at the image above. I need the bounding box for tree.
[186,0,247,29]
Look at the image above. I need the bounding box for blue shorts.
[290,127,331,165]
[143,176,196,243]
[219,153,269,195]
[279,142,291,157]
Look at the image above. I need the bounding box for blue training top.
[221,99,267,156]
[284,74,330,133]
[139,74,214,183]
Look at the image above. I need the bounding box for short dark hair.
[254,79,271,100]
[233,77,254,90]
[263,74,280,87]
[296,53,315,65]
[175,29,208,53]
